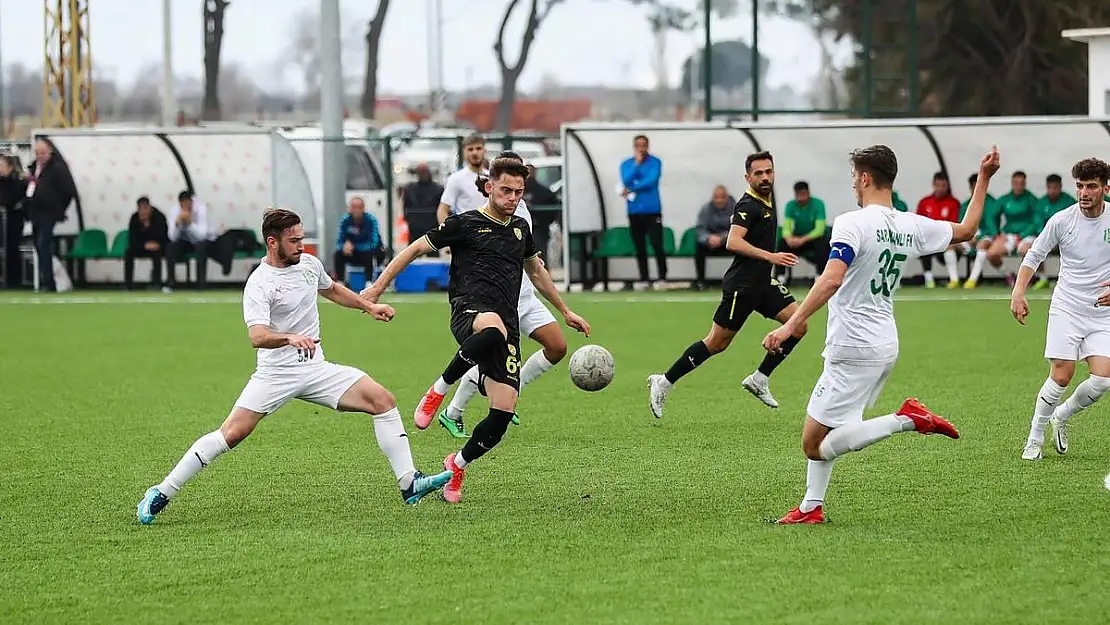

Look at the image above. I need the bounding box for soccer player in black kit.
[363,157,590,503]
[648,151,807,417]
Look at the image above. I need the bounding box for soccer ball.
[568,345,614,392]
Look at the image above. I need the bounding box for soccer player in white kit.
[1011,158,1110,461]
[437,133,489,224]
[136,209,452,524]
[762,145,1001,524]
[435,150,584,438]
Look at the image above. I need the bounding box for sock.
[453,451,469,470]
[943,250,959,281]
[800,459,835,513]
[157,430,231,498]
[520,350,555,389]
[1036,272,1046,281]
[441,327,505,385]
[818,414,914,460]
[969,253,986,281]
[757,335,801,377]
[664,340,713,384]
[446,367,481,421]
[1056,375,1110,423]
[924,271,934,282]
[1027,378,1067,443]
[459,408,515,463]
[371,407,416,489]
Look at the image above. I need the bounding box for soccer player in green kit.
[966,170,1038,288]
[1017,174,1077,289]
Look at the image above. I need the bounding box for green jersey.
[959,193,996,221]
[1034,192,1076,234]
[892,191,909,213]
[783,197,827,237]
[991,191,1038,237]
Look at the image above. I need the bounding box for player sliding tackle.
[1011,158,1110,461]
[763,145,1001,524]
[362,157,590,503]
[648,151,805,417]
[136,209,452,525]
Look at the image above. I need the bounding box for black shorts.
[712,278,795,332]
[449,300,522,391]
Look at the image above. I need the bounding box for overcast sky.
[0,0,850,94]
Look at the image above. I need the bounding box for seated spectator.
[692,185,734,289]
[124,196,168,290]
[335,197,382,284]
[892,190,909,212]
[967,170,1038,288]
[780,181,831,278]
[915,172,961,288]
[166,191,212,291]
[1022,173,1077,289]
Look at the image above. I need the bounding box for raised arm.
[361,236,434,301]
[951,147,1001,244]
[320,280,394,321]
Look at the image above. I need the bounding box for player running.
[437,133,488,224]
[647,151,805,418]
[763,144,1000,524]
[136,209,451,525]
[362,157,590,503]
[1011,158,1110,461]
[438,150,572,437]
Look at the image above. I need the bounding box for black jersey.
[424,209,539,315]
[721,190,778,291]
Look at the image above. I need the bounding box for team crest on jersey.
[1104,227,1110,243]
[513,227,522,240]
[305,270,316,285]
[508,344,517,356]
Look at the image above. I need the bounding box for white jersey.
[1022,202,1110,318]
[242,253,333,369]
[440,167,486,216]
[825,204,953,362]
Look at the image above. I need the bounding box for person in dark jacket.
[693,185,735,289]
[334,197,382,283]
[125,196,169,290]
[401,163,443,242]
[0,155,28,288]
[25,139,76,292]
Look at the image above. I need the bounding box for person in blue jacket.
[619,135,667,285]
[334,197,382,284]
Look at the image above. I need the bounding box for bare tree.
[493,0,566,132]
[203,0,231,120]
[279,8,366,111]
[360,0,391,120]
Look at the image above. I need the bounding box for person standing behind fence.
[619,135,667,288]
[0,155,28,288]
[124,196,169,290]
[24,139,75,292]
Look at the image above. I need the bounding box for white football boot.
[647,374,671,419]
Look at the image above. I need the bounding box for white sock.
[750,370,769,386]
[453,451,469,470]
[943,250,959,281]
[1027,378,1067,443]
[372,408,416,489]
[1056,375,1110,423]
[818,414,914,460]
[1036,272,1046,281]
[924,271,934,282]
[432,376,451,395]
[158,430,230,498]
[520,350,556,389]
[800,459,835,512]
[446,368,481,421]
[969,253,987,281]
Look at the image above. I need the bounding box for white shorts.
[993,233,1030,254]
[518,293,557,337]
[234,361,367,415]
[1045,308,1110,361]
[807,358,896,429]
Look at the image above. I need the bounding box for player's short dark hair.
[497,150,523,162]
[261,208,301,241]
[793,181,809,192]
[1047,174,1063,185]
[1012,170,1027,179]
[633,134,649,144]
[177,190,192,202]
[136,196,150,206]
[463,133,485,147]
[1071,158,1110,184]
[968,173,978,186]
[849,145,898,189]
[933,171,948,182]
[745,151,773,172]
[488,157,530,183]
